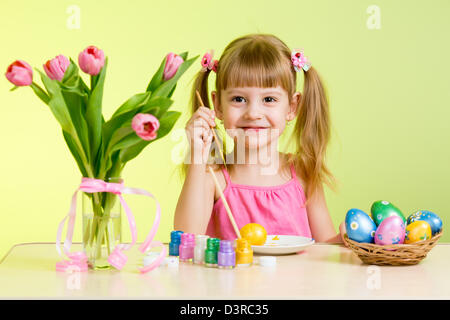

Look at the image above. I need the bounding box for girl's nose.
[243,103,263,120]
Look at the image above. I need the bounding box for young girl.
[174,33,346,243]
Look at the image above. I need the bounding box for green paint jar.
[205,237,220,267]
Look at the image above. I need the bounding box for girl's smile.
[242,127,267,132]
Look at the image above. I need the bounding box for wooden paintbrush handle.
[208,166,242,239]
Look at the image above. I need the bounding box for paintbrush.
[195,91,228,170]
[195,90,241,239]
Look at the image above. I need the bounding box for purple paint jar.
[218,240,236,269]
[179,233,195,262]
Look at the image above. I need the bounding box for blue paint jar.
[169,230,184,256]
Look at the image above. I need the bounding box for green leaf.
[36,68,91,174]
[146,55,167,93]
[152,55,198,98]
[90,73,100,90]
[37,69,76,136]
[103,112,134,146]
[61,88,91,163]
[155,111,182,140]
[105,150,122,180]
[59,64,91,117]
[101,95,168,175]
[86,57,107,170]
[108,126,134,151]
[60,80,88,115]
[111,92,151,118]
[178,51,188,61]
[61,59,90,96]
[30,83,50,104]
[77,73,91,97]
[119,111,181,163]
[110,131,142,153]
[140,96,173,118]
[53,62,92,162]
[167,83,177,99]
[61,59,79,87]
[62,129,88,177]
[118,140,146,164]
[101,121,138,175]
[9,86,19,92]
[102,93,152,152]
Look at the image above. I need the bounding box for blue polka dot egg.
[407,210,442,236]
[345,208,377,243]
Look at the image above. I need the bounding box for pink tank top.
[206,163,312,240]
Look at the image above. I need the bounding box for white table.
[1,242,449,299]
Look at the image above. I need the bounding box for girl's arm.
[173,162,216,234]
[174,106,217,234]
[306,184,345,243]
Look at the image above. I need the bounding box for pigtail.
[190,69,212,111]
[292,66,335,199]
[179,68,216,179]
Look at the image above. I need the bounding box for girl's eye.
[264,97,276,103]
[231,96,245,103]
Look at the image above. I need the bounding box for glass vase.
[82,177,122,270]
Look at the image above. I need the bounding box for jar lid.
[165,256,179,267]
[258,256,276,267]
[196,234,210,245]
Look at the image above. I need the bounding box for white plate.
[251,235,315,255]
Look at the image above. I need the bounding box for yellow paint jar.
[235,238,253,267]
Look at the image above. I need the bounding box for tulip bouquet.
[6,46,197,268]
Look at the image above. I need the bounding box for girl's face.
[211,86,301,150]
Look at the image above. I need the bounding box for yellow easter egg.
[240,223,267,245]
[405,221,432,244]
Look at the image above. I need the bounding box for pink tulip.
[163,52,184,81]
[131,113,160,141]
[5,60,33,86]
[78,45,105,75]
[43,55,70,81]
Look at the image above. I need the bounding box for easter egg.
[374,216,406,245]
[407,210,442,236]
[240,223,267,245]
[371,200,406,226]
[405,221,432,244]
[345,208,377,243]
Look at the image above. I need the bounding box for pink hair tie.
[201,50,218,73]
[291,48,311,72]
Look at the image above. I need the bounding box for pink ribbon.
[56,177,166,273]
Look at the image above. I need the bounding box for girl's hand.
[185,106,216,164]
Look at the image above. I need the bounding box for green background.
[1,0,449,259]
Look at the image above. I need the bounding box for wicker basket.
[343,230,443,266]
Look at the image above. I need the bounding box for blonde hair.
[181,33,335,199]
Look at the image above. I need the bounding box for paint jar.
[218,240,236,269]
[179,233,195,262]
[169,230,183,256]
[204,237,220,267]
[236,238,253,267]
[194,235,209,265]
